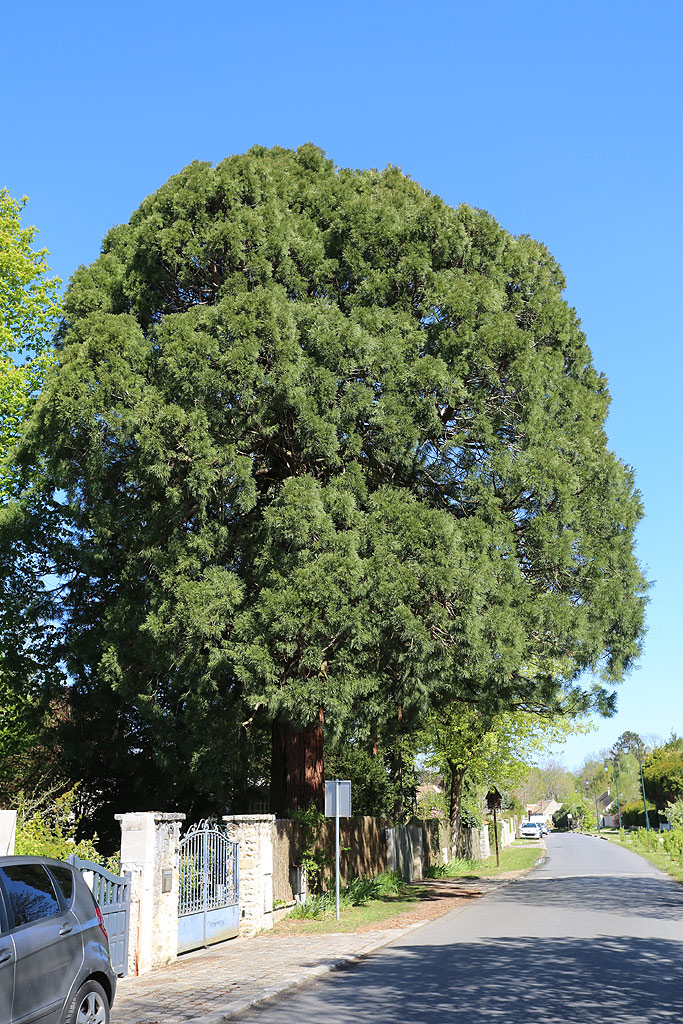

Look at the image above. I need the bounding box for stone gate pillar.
[0,810,16,855]
[223,814,275,938]
[115,811,185,976]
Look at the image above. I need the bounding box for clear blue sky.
[3,1,681,770]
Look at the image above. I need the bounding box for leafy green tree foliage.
[643,735,683,808]
[324,739,404,819]
[603,748,641,804]
[426,703,578,850]
[0,191,63,804]
[515,759,578,806]
[552,798,590,829]
[0,189,60,494]
[10,146,647,822]
[612,731,649,764]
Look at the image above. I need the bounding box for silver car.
[0,856,117,1024]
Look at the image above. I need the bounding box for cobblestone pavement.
[111,871,538,1024]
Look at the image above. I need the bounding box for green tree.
[643,735,683,808]
[0,188,60,492]
[426,703,579,851]
[9,146,647,824]
[0,190,63,804]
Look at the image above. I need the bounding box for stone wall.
[224,814,274,938]
[478,822,491,860]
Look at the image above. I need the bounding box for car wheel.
[63,980,110,1024]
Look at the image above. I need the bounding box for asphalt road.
[232,834,683,1023]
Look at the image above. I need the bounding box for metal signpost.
[325,779,351,920]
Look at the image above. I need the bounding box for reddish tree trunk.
[270,710,325,817]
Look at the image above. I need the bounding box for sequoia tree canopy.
[12,144,648,820]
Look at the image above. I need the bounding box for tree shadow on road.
[235,933,683,1023]
[498,871,683,921]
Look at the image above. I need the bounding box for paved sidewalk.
[112,924,421,1024]
[111,872,536,1024]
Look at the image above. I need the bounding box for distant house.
[526,799,563,823]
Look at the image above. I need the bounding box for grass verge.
[274,889,425,934]
[426,845,542,879]
[600,833,683,885]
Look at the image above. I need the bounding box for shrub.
[662,828,683,863]
[461,807,482,829]
[425,857,481,878]
[13,785,111,865]
[631,827,662,854]
[288,805,332,893]
[287,870,406,918]
[621,800,659,829]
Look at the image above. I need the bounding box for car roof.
[0,856,76,869]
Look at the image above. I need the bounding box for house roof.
[526,799,563,816]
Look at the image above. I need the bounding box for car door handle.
[0,948,12,965]
[59,923,74,935]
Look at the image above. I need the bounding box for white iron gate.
[66,854,130,976]
[178,819,239,954]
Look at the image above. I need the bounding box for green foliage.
[288,804,331,892]
[582,805,597,831]
[661,805,683,864]
[461,806,482,829]
[662,829,683,863]
[665,799,683,830]
[629,827,663,854]
[552,801,589,829]
[0,191,65,811]
[5,145,648,823]
[505,795,525,817]
[13,785,109,863]
[325,739,403,818]
[288,870,405,918]
[425,857,481,878]
[488,819,503,850]
[621,799,659,829]
[0,188,61,492]
[417,788,448,820]
[643,735,683,808]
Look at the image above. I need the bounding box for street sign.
[325,780,351,818]
[324,780,352,921]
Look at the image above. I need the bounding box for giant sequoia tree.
[11,145,647,821]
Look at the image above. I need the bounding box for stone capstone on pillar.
[223,814,275,938]
[115,811,185,976]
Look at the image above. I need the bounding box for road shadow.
[234,933,683,1023]
[498,871,683,921]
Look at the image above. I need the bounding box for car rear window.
[0,864,60,927]
[49,865,74,904]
